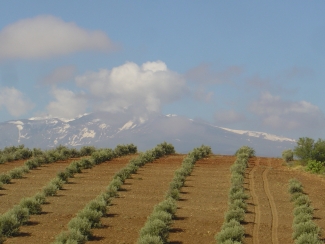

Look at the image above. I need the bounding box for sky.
[0,1,325,140]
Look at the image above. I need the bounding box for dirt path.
[263,159,279,244]
[248,158,261,244]
[245,158,293,244]
[5,155,136,244]
[0,159,76,213]
[89,154,184,244]
[0,159,28,173]
[168,155,235,244]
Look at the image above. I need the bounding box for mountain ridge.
[0,112,295,156]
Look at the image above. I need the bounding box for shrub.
[0,174,11,184]
[293,213,313,225]
[77,208,102,228]
[0,213,20,236]
[292,221,320,240]
[57,171,69,182]
[229,199,247,212]
[288,179,303,194]
[68,217,92,238]
[225,207,245,222]
[86,199,107,216]
[154,198,177,216]
[306,160,324,174]
[139,219,169,243]
[79,158,94,169]
[137,234,164,244]
[294,232,322,244]
[8,205,29,225]
[235,146,255,157]
[34,192,46,204]
[50,178,65,190]
[19,197,42,215]
[148,211,173,226]
[294,195,311,207]
[43,183,59,197]
[8,167,24,179]
[25,159,39,170]
[54,229,87,244]
[215,225,245,243]
[293,205,314,217]
[80,146,96,156]
[282,149,294,162]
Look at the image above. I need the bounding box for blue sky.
[0,1,325,139]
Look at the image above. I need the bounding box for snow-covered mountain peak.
[218,127,296,142]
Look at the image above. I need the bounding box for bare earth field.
[1,154,325,244]
[0,160,28,174]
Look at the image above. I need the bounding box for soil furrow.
[262,160,278,244]
[168,155,235,244]
[89,154,184,244]
[248,158,261,244]
[4,155,136,244]
[0,160,28,173]
[0,159,75,214]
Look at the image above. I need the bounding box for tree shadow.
[170,227,184,233]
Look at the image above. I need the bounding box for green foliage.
[137,235,164,244]
[235,146,255,158]
[43,183,59,197]
[8,205,29,226]
[139,219,169,243]
[0,213,20,236]
[225,207,245,222]
[282,149,294,162]
[68,217,92,238]
[79,146,96,156]
[19,197,42,215]
[215,225,245,243]
[288,178,303,194]
[294,137,315,162]
[0,174,11,184]
[54,229,87,244]
[294,137,325,164]
[77,208,103,228]
[292,221,320,240]
[294,232,323,244]
[306,160,324,174]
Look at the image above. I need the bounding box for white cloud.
[76,61,186,115]
[250,92,325,131]
[0,87,34,116]
[0,15,116,60]
[214,110,246,125]
[47,88,88,119]
[41,65,76,85]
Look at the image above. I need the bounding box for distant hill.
[0,111,295,156]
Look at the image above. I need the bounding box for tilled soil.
[2,154,325,244]
[90,154,185,244]
[244,157,325,244]
[5,155,136,244]
[168,155,235,244]
[0,159,76,214]
[0,159,28,174]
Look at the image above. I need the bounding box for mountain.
[0,111,295,156]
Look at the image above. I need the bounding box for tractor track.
[262,159,279,244]
[249,158,279,244]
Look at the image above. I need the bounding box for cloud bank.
[250,92,325,132]
[0,15,116,60]
[75,60,186,115]
[0,87,34,116]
